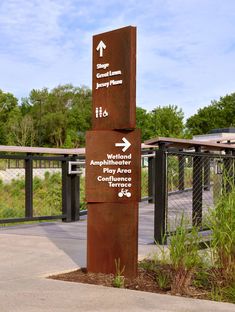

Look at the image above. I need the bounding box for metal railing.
[0,150,85,224]
[3,144,233,246]
[152,147,235,243]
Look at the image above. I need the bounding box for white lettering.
[116,168,131,174]
[97,176,131,182]
[103,168,116,175]
[96,70,122,79]
[97,63,109,70]
[96,82,109,89]
[108,182,132,188]
[106,153,132,160]
[109,79,123,86]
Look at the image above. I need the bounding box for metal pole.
[25,154,33,218]
[178,151,185,191]
[192,146,203,227]
[148,154,155,203]
[154,143,167,244]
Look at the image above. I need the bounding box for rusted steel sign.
[92,26,136,130]
[86,26,139,278]
[86,130,141,202]
[87,202,138,278]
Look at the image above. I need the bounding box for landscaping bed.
[49,260,234,304]
[50,177,235,304]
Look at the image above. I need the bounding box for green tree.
[136,107,153,141]
[0,90,18,144]
[7,107,35,146]
[186,93,235,135]
[67,86,92,146]
[150,105,184,137]
[27,84,92,147]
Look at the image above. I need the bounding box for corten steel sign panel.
[87,26,139,278]
[87,202,138,278]
[85,129,141,203]
[92,26,136,130]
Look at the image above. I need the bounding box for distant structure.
[193,128,235,144]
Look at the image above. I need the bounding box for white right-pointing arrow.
[96,40,106,57]
[115,137,131,152]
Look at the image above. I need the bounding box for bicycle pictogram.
[118,188,131,198]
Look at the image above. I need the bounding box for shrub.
[169,218,201,295]
[208,180,235,283]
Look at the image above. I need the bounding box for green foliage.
[141,168,148,198]
[155,270,171,290]
[0,89,18,144]
[0,177,25,218]
[169,220,201,294]
[0,85,92,148]
[0,173,86,221]
[113,258,125,288]
[1,86,235,147]
[33,172,62,216]
[137,105,185,141]
[136,107,153,141]
[186,92,235,135]
[221,283,235,303]
[207,179,235,283]
[151,105,184,138]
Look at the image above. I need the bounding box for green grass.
[142,180,235,303]
[0,172,87,222]
[141,168,148,198]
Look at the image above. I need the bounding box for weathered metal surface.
[92,26,136,130]
[87,26,139,278]
[85,129,141,203]
[87,202,138,278]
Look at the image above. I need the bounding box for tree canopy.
[186,93,235,135]
[0,84,92,147]
[0,85,234,147]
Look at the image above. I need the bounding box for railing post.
[62,156,80,222]
[224,149,233,193]
[62,157,72,222]
[192,147,203,227]
[203,152,211,191]
[70,155,80,221]
[25,153,33,218]
[154,143,167,244]
[178,151,185,191]
[148,153,155,203]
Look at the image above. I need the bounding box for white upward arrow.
[96,40,106,57]
[115,137,131,152]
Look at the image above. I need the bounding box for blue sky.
[0,0,235,118]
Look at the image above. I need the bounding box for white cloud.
[0,0,235,118]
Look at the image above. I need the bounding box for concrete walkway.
[0,204,234,312]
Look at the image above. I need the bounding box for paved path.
[0,203,234,312]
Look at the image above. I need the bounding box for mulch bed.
[48,264,207,300]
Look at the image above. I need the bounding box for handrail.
[0,145,85,155]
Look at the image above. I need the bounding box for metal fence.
[0,149,150,225]
[2,146,233,245]
[0,153,85,224]
[153,148,235,243]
